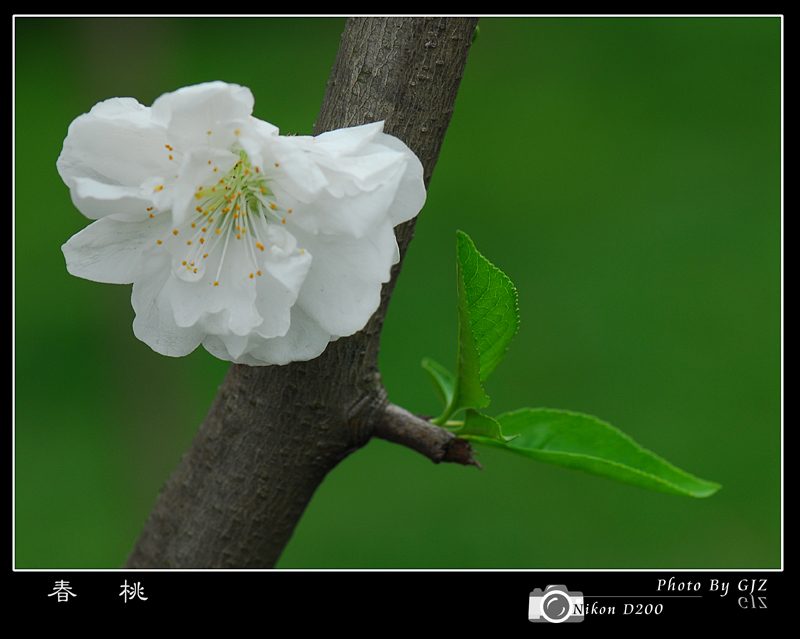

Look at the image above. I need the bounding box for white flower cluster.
[58,82,425,365]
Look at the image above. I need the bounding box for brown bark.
[124,16,480,569]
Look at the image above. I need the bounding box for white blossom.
[58,81,425,365]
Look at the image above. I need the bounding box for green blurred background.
[14,16,781,569]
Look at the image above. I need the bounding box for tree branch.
[374,404,484,469]
[124,16,480,569]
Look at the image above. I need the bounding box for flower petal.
[152,81,255,152]
[65,177,155,222]
[62,214,168,284]
[368,131,427,228]
[292,221,399,337]
[254,225,313,338]
[269,122,425,238]
[166,244,262,337]
[131,260,206,358]
[57,97,171,189]
[204,303,334,366]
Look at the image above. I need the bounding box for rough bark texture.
[125,16,480,569]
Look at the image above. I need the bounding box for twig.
[374,403,483,469]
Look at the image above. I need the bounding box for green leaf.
[421,357,455,409]
[456,231,519,383]
[464,408,721,498]
[458,409,518,443]
[430,231,519,425]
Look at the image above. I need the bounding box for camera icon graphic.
[528,585,585,623]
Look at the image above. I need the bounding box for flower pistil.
[162,149,294,287]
